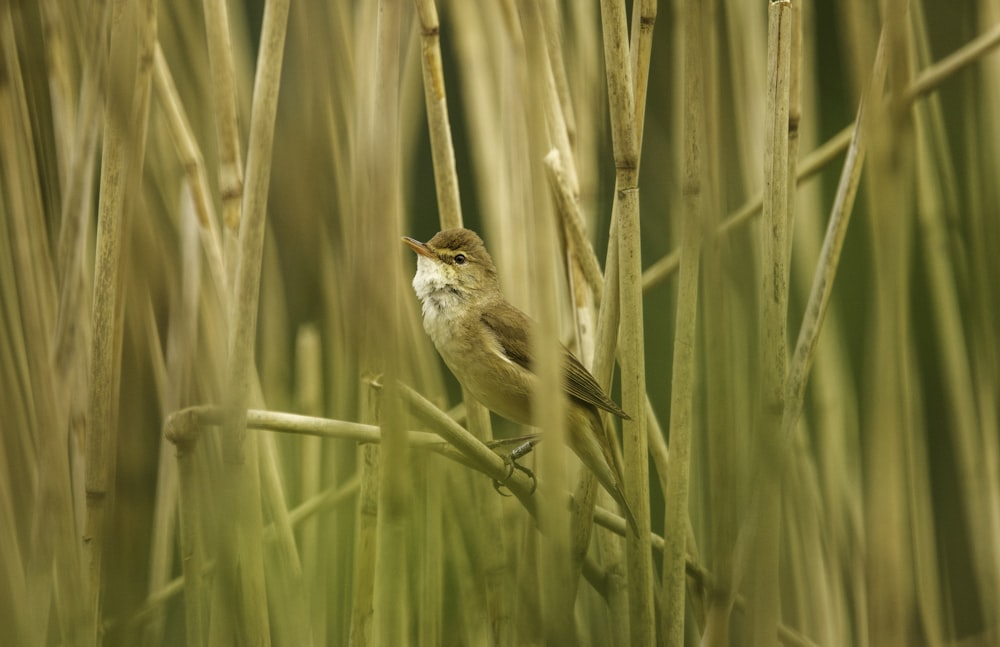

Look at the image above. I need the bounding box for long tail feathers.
[572,407,639,533]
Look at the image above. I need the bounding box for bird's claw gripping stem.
[492,440,539,496]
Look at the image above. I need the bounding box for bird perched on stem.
[403,228,637,531]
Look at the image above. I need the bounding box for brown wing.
[562,352,630,420]
[480,301,630,420]
[480,301,534,369]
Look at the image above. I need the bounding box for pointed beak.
[402,236,435,258]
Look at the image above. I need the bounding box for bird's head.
[402,228,501,309]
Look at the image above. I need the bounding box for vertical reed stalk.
[202,0,245,238]
[415,0,462,230]
[864,0,915,642]
[661,0,705,643]
[587,231,631,640]
[295,326,326,643]
[782,36,886,449]
[164,411,207,647]
[746,4,792,646]
[86,0,156,640]
[516,2,574,639]
[599,0,654,643]
[141,182,201,646]
[152,43,228,308]
[216,0,290,643]
[370,2,410,645]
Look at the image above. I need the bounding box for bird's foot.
[492,444,538,496]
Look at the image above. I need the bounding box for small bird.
[403,228,637,530]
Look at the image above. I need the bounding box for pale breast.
[420,301,533,426]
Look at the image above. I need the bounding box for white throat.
[412,256,466,337]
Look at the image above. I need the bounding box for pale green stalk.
[660,2,706,644]
[588,233,631,644]
[786,0,802,243]
[529,0,578,196]
[521,5,587,627]
[722,0,767,194]
[863,0,915,640]
[489,2,532,297]
[413,4,508,640]
[630,0,657,151]
[449,0,508,233]
[463,394,512,647]
[545,150,605,302]
[37,0,76,180]
[295,326,326,645]
[414,0,462,230]
[780,33,884,445]
[164,410,208,647]
[700,3,754,642]
[599,0,654,643]
[348,428,379,646]
[86,1,157,641]
[521,6,574,635]
[540,0,579,165]
[202,0,245,237]
[259,431,314,646]
[52,0,107,379]
[970,1,1000,622]
[140,182,200,646]
[369,3,410,646]
[151,43,228,305]
[216,0,290,643]
[911,5,998,626]
[787,5,856,643]
[745,5,793,647]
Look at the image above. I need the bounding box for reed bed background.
[2,0,999,645]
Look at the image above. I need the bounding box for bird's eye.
[454,254,467,265]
